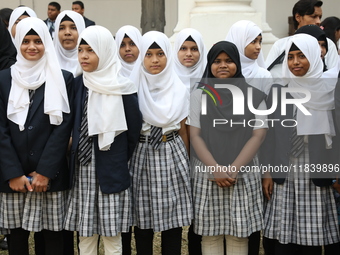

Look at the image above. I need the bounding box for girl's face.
[58,20,79,50]
[318,40,327,59]
[78,44,99,72]
[244,35,262,60]
[211,52,237,78]
[20,35,45,61]
[143,47,167,74]
[287,50,310,76]
[177,40,200,67]
[119,37,140,63]
[11,15,29,38]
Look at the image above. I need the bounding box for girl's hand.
[262,176,273,200]
[210,171,236,187]
[9,175,33,192]
[30,172,49,192]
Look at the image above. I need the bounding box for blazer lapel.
[28,84,45,122]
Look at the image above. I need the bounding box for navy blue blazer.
[83,17,95,27]
[69,75,142,194]
[260,84,334,187]
[0,68,75,192]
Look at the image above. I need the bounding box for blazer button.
[28,126,33,130]
[30,151,34,156]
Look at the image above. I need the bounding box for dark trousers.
[248,231,261,255]
[34,230,74,255]
[10,228,63,255]
[188,225,202,255]
[263,237,323,255]
[122,227,132,255]
[134,226,182,255]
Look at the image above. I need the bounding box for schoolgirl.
[54,10,85,77]
[173,28,207,92]
[261,33,340,255]
[115,25,142,78]
[8,6,37,40]
[64,25,142,255]
[129,31,192,255]
[0,17,73,255]
[188,41,267,255]
[225,20,272,95]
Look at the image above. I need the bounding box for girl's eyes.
[158,52,165,56]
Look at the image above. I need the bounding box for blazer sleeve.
[0,70,25,181]
[123,93,142,159]
[35,70,75,179]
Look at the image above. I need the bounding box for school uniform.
[63,25,142,255]
[0,17,73,255]
[129,31,192,255]
[260,34,340,254]
[188,41,266,255]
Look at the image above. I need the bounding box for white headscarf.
[130,31,189,129]
[8,17,70,131]
[115,25,142,78]
[54,10,85,77]
[225,20,272,94]
[282,33,338,146]
[8,6,37,41]
[173,28,207,92]
[79,25,137,150]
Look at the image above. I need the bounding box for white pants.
[201,235,248,255]
[79,233,122,255]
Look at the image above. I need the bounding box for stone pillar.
[170,0,277,56]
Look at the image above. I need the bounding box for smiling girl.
[261,33,340,255]
[0,17,73,255]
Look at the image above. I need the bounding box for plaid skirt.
[263,145,340,246]
[191,157,263,237]
[64,147,131,237]
[0,190,68,232]
[129,136,192,232]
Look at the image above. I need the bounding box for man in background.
[44,2,60,39]
[72,1,95,27]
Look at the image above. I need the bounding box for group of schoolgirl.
[1,4,340,255]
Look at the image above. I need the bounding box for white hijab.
[79,25,137,150]
[115,25,142,78]
[8,6,37,41]
[54,10,85,77]
[130,31,189,129]
[8,17,70,131]
[282,34,338,146]
[173,28,207,92]
[225,20,272,94]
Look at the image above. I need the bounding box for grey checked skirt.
[263,145,340,246]
[191,157,263,237]
[129,136,192,232]
[0,190,68,232]
[64,147,131,237]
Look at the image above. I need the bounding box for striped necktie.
[29,89,35,107]
[149,125,163,149]
[78,92,92,165]
[290,109,304,157]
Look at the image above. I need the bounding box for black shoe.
[0,238,8,250]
